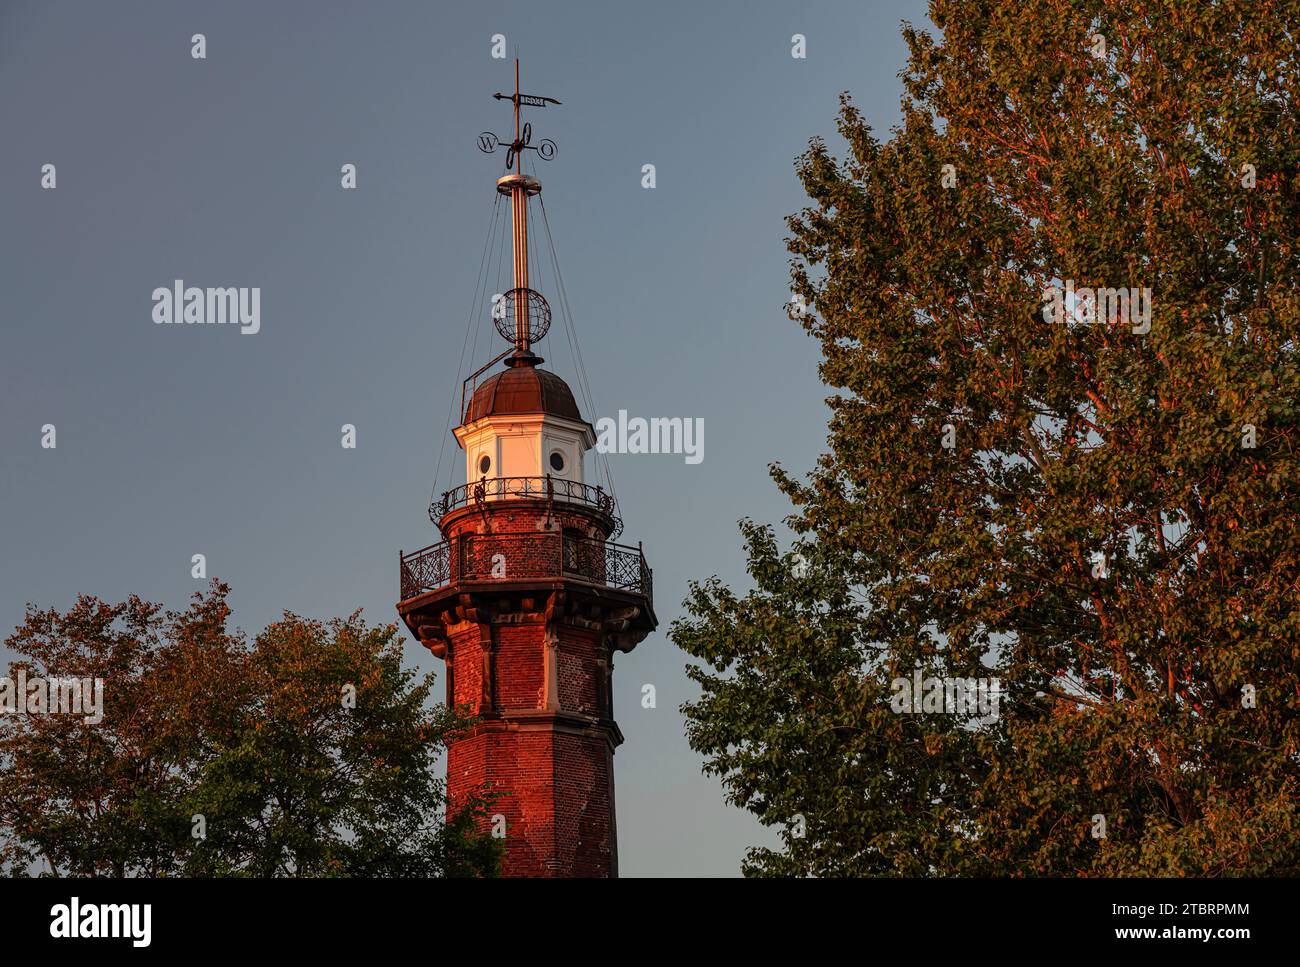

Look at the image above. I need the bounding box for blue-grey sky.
[0,0,929,876]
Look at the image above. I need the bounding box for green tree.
[0,593,189,877]
[0,583,498,877]
[674,0,1300,876]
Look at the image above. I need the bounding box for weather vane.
[473,59,561,364]
[478,59,559,170]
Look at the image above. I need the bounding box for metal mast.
[480,59,559,364]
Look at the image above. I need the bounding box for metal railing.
[399,531,651,603]
[429,474,622,537]
[398,539,452,598]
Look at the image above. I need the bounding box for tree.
[0,583,498,877]
[673,0,1300,876]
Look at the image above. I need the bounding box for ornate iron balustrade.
[556,534,652,596]
[399,540,452,599]
[399,531,652,603]
[429,475,622,537]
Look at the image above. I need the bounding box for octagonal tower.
[396,60,655,878]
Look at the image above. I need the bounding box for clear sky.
[0,0,929,876]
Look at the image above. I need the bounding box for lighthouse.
[396,62,656,878]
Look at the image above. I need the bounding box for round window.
[549,451,565,472]
[478,454,491,475]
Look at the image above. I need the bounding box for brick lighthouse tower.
[396,62,656,878]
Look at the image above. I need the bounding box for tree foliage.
[674,0,1300,875]
[0,583,498,877]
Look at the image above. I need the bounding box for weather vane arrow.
[493,92,561,108]
[477,61,560,167]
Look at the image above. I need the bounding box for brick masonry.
[400,500,652,877]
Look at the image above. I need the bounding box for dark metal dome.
[465,366,583,423]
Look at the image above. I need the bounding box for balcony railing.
[399,539,453,598]
[429,475,621,537]
[399,531,652,604]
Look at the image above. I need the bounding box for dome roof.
[465,365,583,423]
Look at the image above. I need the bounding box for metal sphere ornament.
[492,287,552,345]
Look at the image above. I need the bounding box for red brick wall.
[449,624,484,711]
[445,505,605,542]
[448,726,615,877]
[494,623,546,710]
[558,629,602,714]
[554,731,614,877]
[439,504,622,877]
